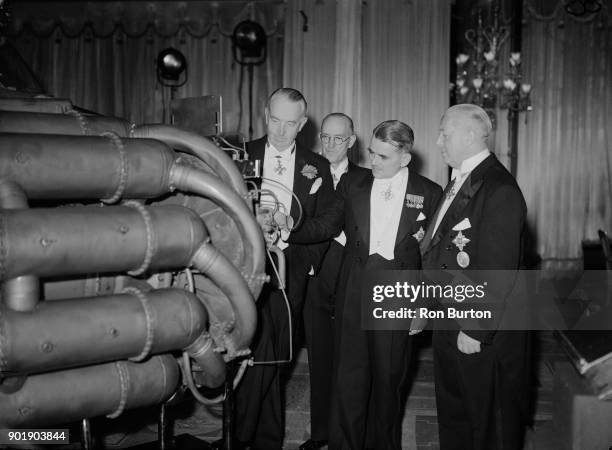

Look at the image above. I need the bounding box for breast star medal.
[412,226,425,242]
[452,230,471,268]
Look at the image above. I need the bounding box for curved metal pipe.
[184,334,226,388]
[191,241,257,356]
[0,132,263,355]
[0,205,206,280]
[132,124,248,199]
[0,133,175,200]
[0,133,265,295]
[0,98,74,114]
[0,289,208,376]
[0,106,267,424]
[0,113,248,200]
[2,277,38,312]
[0,111,132,136]
[0,355,180,428]
[0,178,28,209]
[170,163,266,297]
[0,179,39,311]
[0,203,258,357]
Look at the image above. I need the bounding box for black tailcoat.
[234,136,338,449]
[421,154,530,450]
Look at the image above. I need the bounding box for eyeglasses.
[319,133,352,146]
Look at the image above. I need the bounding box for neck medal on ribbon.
[381,183,394,201]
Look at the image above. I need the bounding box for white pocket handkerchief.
[452,217,472,231]
[416,212,426,222]
[309,177,322,195]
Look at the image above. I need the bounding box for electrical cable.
[244,179,259,193]
[179,352,249,405]
[215,135,245,155]
[246,176,303,231]
[178,267,250,404]
[236,64,244,134]
[249,246,292,365]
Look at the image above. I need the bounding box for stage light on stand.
[157,47,187,87]
[232,20,267,140]
[156,47,187,124]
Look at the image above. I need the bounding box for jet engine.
[0,97,266,429]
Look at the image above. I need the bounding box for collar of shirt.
[330,158,349,180]
[451,149,490,180]
[372,166,408,191]
[265,141,296,161]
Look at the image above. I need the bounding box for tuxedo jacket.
[421,153,531,412]
[304,160,371,301]
[421,153,527,343]
[291,168,442,261]
[341,170,442,270]
[292,168,442,318]
[247,136,337,277]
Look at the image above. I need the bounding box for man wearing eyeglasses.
[300,113,369,450]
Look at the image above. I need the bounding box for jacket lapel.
[424,154,495,253]
[427,181,478,250]
[291,147,311,219]
[352,173,373,249]
[395,171,422,248]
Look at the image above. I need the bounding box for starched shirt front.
[369,167,409,260]
[262,142,296,250]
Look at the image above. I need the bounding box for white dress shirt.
[330,158,349,189]
[432,149,490,236]
[369,167,409,260]
[261,142,296,250]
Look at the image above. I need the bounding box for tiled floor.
[71,331,564,449]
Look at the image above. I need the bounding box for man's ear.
[298,116,308,132]
[264,107,270,124]
[401,151,412,168]
[348,134,357,148]
[465,128,476,146]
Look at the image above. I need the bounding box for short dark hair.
[372,120,414,153]
[321,112,354,134]
[266,87,307,114]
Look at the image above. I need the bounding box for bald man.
[420,104,530,450]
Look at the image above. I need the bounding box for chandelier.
[453,2,532,127]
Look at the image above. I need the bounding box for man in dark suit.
[234,88,337,449]
[300,113,369,450]
[420,104,529,450]
[323,120,442,449]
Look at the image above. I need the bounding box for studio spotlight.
[232,20,267,65]
[232,20,267,139]
[156,47,187,87]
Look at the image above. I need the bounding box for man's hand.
[409,316,427,335]
[256,208,278,246]
[457,331,481,354]
[273,211,294,232]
